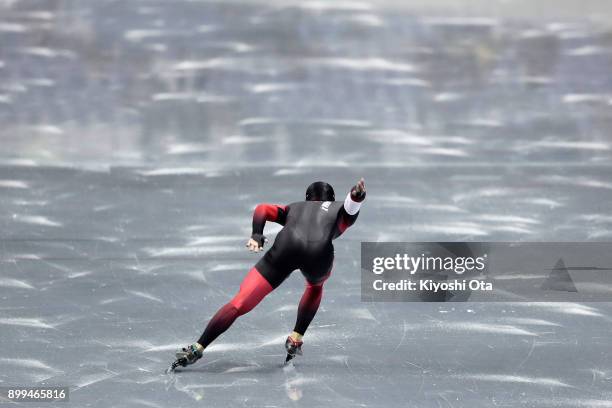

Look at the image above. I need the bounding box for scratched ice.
[1,1,612,407]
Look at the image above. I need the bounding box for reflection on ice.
[426,321,538,336]
[125,290,164,304]
[0,277,35,289]
[12,214,62,227]
[517,302,604,317]
[456,373,570,388]
[410,221,489,237]
[0,317,54,328]
[142,245,237,258]
[0,180,29,188]
[499,317,562,327]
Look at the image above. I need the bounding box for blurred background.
[1,0,612,167]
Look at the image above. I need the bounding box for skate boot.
[284,336,303,363]
[170,343,203,371]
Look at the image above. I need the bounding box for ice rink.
[1,1,612,407]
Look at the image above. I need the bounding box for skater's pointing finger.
[357,178,365,191]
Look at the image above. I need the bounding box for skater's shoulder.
[310,200,344,213]
[288,201,343,213]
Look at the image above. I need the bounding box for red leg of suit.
[197,267,272,348]
[293,280,325,335]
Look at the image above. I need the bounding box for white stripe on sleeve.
[343,192,362,215]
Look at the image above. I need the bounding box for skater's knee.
[221,300,241,316]
[305,281,323,292]
[229,293,258,315]
[229,296,245,313]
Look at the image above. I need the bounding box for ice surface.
[1,0,612,407]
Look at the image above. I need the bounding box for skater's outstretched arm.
[334,178,366,238]
[246,203,288,252]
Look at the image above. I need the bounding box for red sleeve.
[334,189,365,238]
[252,204,288,236]
[335,207,358,237]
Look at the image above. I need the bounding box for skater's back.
[279,200,343,244]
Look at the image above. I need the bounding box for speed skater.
[171,178,366,370]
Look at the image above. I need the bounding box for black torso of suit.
[256,200,357,288]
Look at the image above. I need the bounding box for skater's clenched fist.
[246,233,266,252]
[246,238,261,252]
